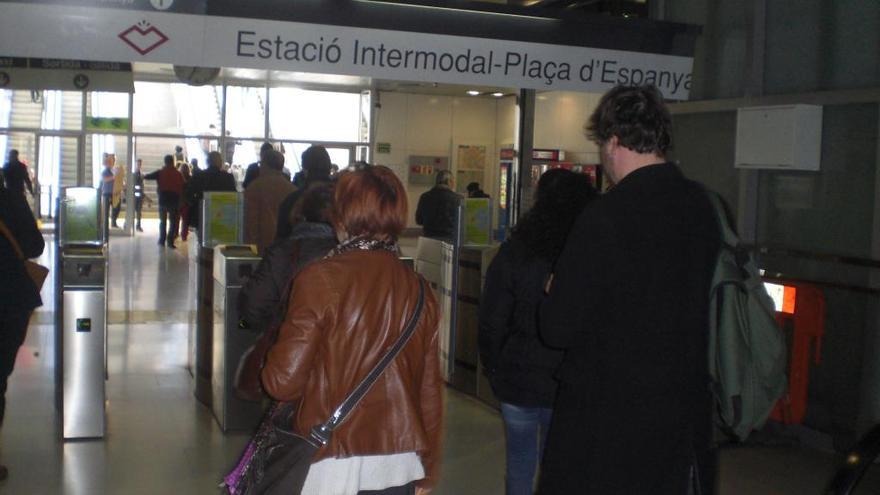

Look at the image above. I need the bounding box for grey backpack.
[705,192,787,441]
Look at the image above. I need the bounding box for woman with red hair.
[261,166,443,495]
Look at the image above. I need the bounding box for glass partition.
[38,135,79,217]
[225,86,266,139]
[268,88,360,142]
[0,89,82,131]
[133,82,221,136]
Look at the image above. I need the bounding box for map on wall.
[457,145,487,171]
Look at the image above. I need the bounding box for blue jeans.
[501,403,553,495]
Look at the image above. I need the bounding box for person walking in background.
[174,145,186,165]
[99,153,114,242]
[242,142,274,190]
[224,130,240,167]
[145,155,185,249]
[275,145,333,240]
[178,161,193,241]
[261,166,443,494]
[2,150,34,198]
[538,85,721,494]
[239,183,338,341]
[185,151,237,238]
[415,170,461,240]
[466,182,490,199]
[243,149,296,254]
[110,154,125,229]
[132,159,152,232]
[479,169,595,495]
[0,187,45,482]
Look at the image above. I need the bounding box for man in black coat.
[538,85,721,495]
[415,170,461,240]
[2,150,34,198]
[0,187,45,481]
[185,150,237,234]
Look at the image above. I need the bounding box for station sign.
[0,0,694,99]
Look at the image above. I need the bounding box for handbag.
[224,279,427,495]
[0,218,49,292]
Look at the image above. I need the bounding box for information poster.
[457,145,486,171]
[61,187,101,245]
[463,198,492,245]
[203,192,242,247]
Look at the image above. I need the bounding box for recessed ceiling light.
[467,90,480,96]
[492,92,504,97]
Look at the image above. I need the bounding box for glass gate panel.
[38,135,79,218]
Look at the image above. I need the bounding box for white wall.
[534,91,601,164]
[373,91,517,228]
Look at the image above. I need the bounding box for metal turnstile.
[193,192,244,407]
[211,245,263,432]
[193,244,215,405]
[55,187,108,440]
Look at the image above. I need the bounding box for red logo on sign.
[118,21,169,55]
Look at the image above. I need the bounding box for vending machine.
[522,149,603,213]
[496,148,515,239]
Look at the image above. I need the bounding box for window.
[268,88,361,142]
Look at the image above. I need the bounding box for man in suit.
[538,85,721,495]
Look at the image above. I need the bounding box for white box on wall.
[735,104,823,171]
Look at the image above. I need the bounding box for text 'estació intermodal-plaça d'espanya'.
[235,32,692,94]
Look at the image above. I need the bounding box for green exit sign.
[377,142,391,154]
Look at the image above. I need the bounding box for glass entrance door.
[37,134,80,218]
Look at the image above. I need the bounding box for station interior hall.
[1,0,880,494]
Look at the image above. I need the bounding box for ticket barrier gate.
[211,245,264,432]
[765,282,826,425]
[55,187,108,439]
[192,192,244,407]
[193,241,216,406]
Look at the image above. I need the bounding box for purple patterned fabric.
[223,440,257,494]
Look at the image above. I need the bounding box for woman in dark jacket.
[239,182,338,334]
[478,169,595,495]
[0,187,45,481]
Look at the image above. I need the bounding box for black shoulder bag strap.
[307,278,426,447]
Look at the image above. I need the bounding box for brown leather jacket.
[261,248,443,488]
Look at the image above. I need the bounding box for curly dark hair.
[289,182,334,226]
[586,84,672,156]
[512,168,597,261]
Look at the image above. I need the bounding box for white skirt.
[300,452,425,495]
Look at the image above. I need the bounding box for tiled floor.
[1,222,878,494]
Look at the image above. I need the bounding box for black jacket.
[238,222,337,333]
[415,186,460,239]
[185,167,237,228]
[0,188,45,311]
[3,160,33,196]
[242,162,260,189]
[479,238,563,407]
[274,179,331,240]
[538,163,720,495]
